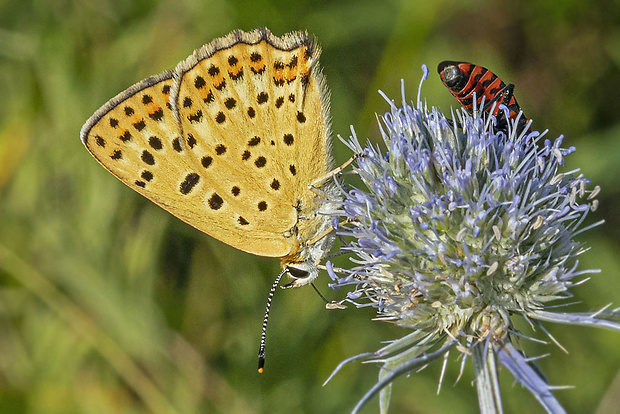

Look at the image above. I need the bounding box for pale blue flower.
[326,65,618,414]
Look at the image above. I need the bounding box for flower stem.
[473,342,503,414]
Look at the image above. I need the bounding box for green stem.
[473,341,503,414]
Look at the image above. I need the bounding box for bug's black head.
[437,61,469,91]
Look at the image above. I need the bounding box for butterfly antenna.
[258,268,287,373]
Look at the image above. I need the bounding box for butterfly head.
[281,262,318,289]
[282,227,337,288]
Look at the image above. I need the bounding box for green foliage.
[1,0,619,412]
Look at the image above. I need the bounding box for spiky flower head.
[326,66,619,414]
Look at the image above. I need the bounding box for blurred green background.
[1,0,619,413]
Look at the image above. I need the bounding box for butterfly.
[80,29,342,371]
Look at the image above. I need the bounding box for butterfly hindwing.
[80,72,211,215]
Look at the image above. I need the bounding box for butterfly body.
[81,28,339,287]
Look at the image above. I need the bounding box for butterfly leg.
[308,153,360,190]
[305,218,351,246]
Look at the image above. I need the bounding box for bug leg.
[501,84,516,105]
[482,83,515,113]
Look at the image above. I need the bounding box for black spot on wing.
[180,173,200,195]
[208,192,223,210]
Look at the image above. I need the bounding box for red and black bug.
[437,61,530,133]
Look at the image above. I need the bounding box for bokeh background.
[1,1,620,413]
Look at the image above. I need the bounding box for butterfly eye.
[287,265,310,279]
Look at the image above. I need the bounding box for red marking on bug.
[438,61,530,133]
